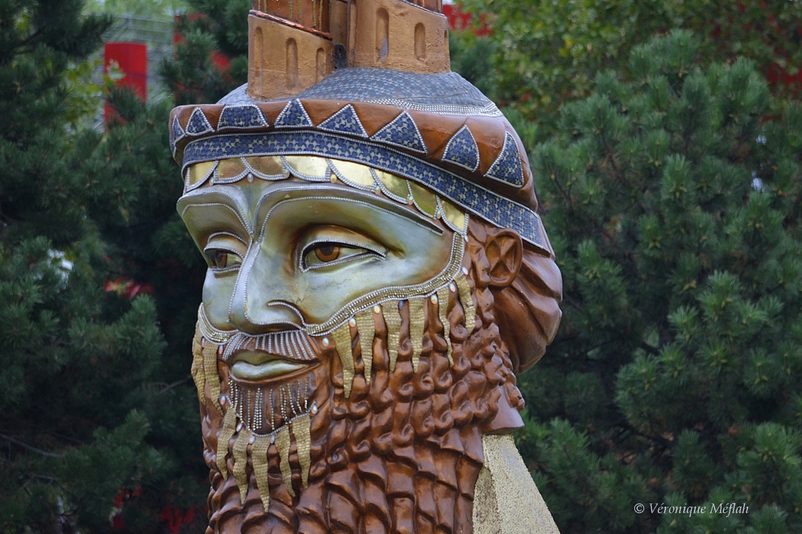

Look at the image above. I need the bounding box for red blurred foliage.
[105,278,154,300]
[160,505,198,533]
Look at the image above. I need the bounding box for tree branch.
[0,433,60,458]
[159,375,193,394]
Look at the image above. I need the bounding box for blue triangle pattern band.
[172,116,185,142]
[441,126,480,172]
[171,116,185,154]
[316,105,368,137]
[370,111,427,154]
[274,99,313,128]
[181,131,544,250]
[186,108,214,136]
[485,132,525,187]
[218,105,269,130]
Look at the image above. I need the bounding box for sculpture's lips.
[229,351,313,381]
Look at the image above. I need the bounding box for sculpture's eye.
[203,232,246,272]
[205,248,243,270]
[302,241,382,270]
[314,244,341,262]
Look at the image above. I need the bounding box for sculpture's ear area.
[485,228,523,288]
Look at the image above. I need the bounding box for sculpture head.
[171,1,562,532]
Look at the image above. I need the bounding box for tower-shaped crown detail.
[247,0,450,100]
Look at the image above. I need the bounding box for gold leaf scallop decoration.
[328,159,375,190]
[407,182,438,218]
[246,155,286,178]
[440,198,467,234]
[216,157,248,180]
[187,161,217,189]
[284,155,330,181]
[374,169,410,202]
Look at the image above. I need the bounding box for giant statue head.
[170,1,562,532]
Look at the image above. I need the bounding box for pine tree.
[519,30,802,532]
[0,2,212,531]
[454,0,802,141]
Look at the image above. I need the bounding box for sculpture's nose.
[227,244,304,334]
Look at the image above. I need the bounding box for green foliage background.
[521,30,802,532]
[453,0,802,140]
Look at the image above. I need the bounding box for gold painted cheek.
[258,197,454,327]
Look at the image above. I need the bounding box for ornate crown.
[170,0,554,256]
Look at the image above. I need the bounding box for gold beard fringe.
[355,310,375,385]
[203,340,223,414]
[382,301,402,372]
[275,425,294,497]
[251,434,271,512]
[292,413,311,489]
[191,328,205,405]
[408,297,426,372]
[217,407,238,480]
[330,269,475,386]
[232,428,252,503]
[332,322,355,397]
[217,400,316,511]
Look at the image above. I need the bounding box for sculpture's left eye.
[314,244,341,262]
[302,241,383,271]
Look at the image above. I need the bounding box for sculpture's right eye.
[206,249,242,270]
[203,232,247,272]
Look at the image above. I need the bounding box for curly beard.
[195,224,536,534]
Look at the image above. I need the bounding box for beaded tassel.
[217,408,238,480]
[275,426,295,497]
[408,297,426,372]
[251,435,271,512]
[437,285,453,365]
[355,310,375,385]
[382,301,402,373]
[333,322,355,398]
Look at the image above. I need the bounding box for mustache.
[221,330,319,363]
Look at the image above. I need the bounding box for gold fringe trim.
[275,426,295,497]
[217,408,238,480]
[191,327,205,404]
[408,297,425,373]
[437,286,453,365]
[291,414,312,489]
[202,341,223,413]
[355,310,375,385]
[251,435,271,512]
[232,429,252,504]
[333,322,355,398]
[456,273,476,333]
[382,301,402,373]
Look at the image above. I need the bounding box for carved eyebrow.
[253,183,444,240]
[178,187,253,236]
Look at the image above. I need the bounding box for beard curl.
[199,221,536,533]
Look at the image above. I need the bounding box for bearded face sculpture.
[170,1,562,532]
